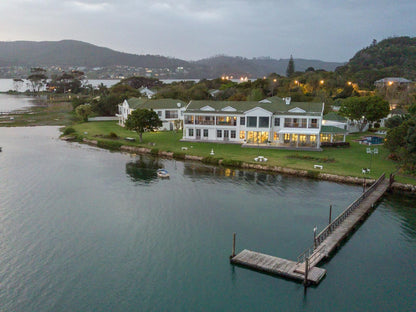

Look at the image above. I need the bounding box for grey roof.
[185,96,323,116]
[374,77,413,84]
[126,98,187,110]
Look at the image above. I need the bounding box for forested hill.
[0,40,343,78]
[336,36,416,88]
[0,40,188,68]
[192,56,343,78]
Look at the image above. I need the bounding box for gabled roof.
[185,97,323,115]
[126,98,187,110]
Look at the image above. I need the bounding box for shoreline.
[79,137,416,195]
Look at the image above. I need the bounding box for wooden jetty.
[230,173,391,285]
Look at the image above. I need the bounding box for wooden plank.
[231,249,326,284]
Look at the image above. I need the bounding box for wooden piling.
[329,205,332,224]
[303,257,309,287]
[232,233,236,258]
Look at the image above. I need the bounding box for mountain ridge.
[0,39,344,78]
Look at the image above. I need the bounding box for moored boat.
[156,169,170,178]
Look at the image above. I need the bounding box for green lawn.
[70,121,415,185]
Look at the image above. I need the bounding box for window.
[165,110,178,118]
[259,117,269,128]
[217,130,222,138]
[309,118,318,128]
[231,130,236,138]
[196,115,215,125]
[247,116,257,127]
[301,118,307,128]
[274,118,280,127]
[240,117,245,125]
[185,115,194,124]
[188,128,194,136]
[216,116,236,126]
[203,129,208,137]
[274,132,280,141]
[240,131,245,139]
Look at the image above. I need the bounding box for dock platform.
[231,249,326,284]
[230,173,392,286]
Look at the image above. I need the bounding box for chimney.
[285,97,291,105]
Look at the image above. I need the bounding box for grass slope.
[70,121,415,185]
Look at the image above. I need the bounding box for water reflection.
[183,162,282,185]
[125,156,162,185]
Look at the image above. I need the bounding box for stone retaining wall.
[76,138,415,194]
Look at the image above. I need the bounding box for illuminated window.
[239,131,246,139]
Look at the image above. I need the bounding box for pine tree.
[286,55,295,77]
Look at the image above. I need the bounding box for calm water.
[0,93,41,113]
[0,127,415,312]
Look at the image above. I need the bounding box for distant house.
[182,96,330,150]
[374,77,413,87]
[139,87,156,98]
[116,98,187,130]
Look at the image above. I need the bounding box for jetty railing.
[297,173,386,264]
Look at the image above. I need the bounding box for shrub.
[62,127,76,135]
[221,159,243,167]
[202,156,221,165]
[97,140,122,150]
[150,148,159,156]
[173,152,186,159]
[306,170,320,179]
[108,132,119,139]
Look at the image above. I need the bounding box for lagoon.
[0,127,415,311]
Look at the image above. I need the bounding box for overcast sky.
[0,0,415,62]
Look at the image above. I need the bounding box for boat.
[156,169,170,178]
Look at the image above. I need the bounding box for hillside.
[336,36,416,88]
[192,56,343,78]
[0,40,344,78]
[0,40,188,68]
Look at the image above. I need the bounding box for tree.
[385,116,416,171]
[13,78,24,92]
[286,55,295,77]
[27,67,47,93]
[75,104,92,122]
[339,96,389,131]
[125,109,162,143]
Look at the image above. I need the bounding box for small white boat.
[157,169,170,178]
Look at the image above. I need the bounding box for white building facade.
[116,98,187,131]
[182,97,324,149]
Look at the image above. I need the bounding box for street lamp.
[362,168,370,192]
[366,147,378,172]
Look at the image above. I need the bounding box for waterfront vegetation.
[0,95,74,127]
[68,121,416,185]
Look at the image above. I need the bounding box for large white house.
[116,98,187,130]
[182,96,326,150]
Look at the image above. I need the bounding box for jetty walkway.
[230,173,392,285]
